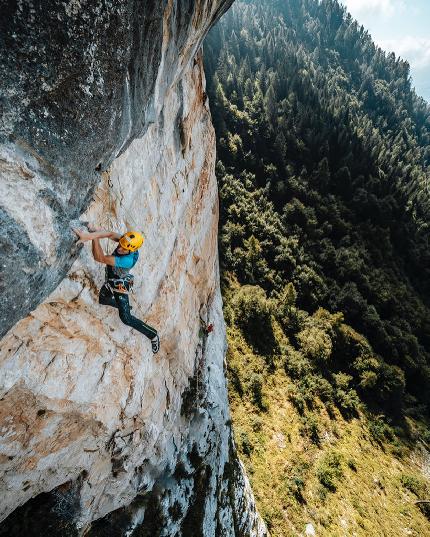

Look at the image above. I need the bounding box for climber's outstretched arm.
[74,228,118,266]
[74,228,121,243]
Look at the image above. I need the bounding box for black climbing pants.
[99,284,158,341]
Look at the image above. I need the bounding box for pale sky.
[342,0,430,102]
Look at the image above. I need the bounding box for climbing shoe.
[151,335,160,354]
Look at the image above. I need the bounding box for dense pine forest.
[205,0,430,534]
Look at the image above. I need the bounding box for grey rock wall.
[0,0,233,337]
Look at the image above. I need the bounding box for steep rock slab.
[0,4,266,535]
[0,0,233,337]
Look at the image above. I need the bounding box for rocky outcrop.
[0,1,267,535]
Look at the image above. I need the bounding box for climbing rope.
[91,178,144,234]
[105,176,115,255]
[90,175,146,256]
[95,164,189,241]
[102,177,146,239]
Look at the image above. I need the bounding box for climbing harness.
[106,274,135,294]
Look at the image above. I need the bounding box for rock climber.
[74,226,160,354]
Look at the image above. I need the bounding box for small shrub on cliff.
[378,363,406,413]
[249,373,266,409]
[287,476,306,503]
[295,308,343,362]
[230,285,277,355]
[288,384,306,414]
[400,474,430,519]
[283,348,312,379]
[333,373,360,414]
[316,451,344,492]
[297,326,333,361]
[239,431,253,456]
[299,412,320,444]
[367,415,395,444]
[275,282,298,327]
[228,362,243,396]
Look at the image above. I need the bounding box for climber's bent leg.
[99,284,117,308]
[114,292,158,341]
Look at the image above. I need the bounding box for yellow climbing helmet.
[119,231,144,252]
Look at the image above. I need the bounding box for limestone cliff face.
[0,0,232,337]
[0,2,267,536]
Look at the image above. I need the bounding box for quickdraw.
[199,316,214,336]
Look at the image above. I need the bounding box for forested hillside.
[205,0,430,534]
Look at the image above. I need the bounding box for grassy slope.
[226,304,430,536]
